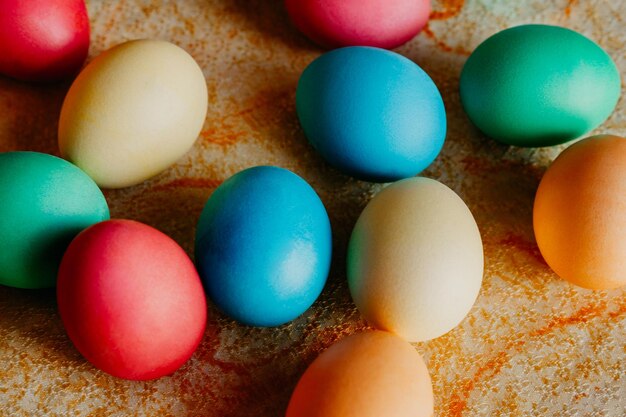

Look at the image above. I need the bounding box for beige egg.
[58,40,208,188]
[347,177,484,342]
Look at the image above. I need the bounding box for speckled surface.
[0,1,625,416]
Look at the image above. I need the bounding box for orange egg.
[533,135,626,289]
[286,331,433,417]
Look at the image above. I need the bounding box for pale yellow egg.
[347,177,484,342]
[59,39,208,188]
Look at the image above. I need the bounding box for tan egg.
[286,330,433,417]
[347,177,484,342]
[58,40,208,188]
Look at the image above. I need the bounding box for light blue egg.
[195,166,332,327]
[296,46,447,182]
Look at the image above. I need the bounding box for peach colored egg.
[534,135,626,289]
[348,177,484,342]
[286,330,433,417]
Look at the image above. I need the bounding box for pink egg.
[285,0,431,49]
[57,219,207,380]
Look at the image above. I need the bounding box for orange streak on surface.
[202,90,293,146]
[201,127,247,146]
[564,0,578,17]
[430,0,466,20]
[446,300,626,416]
[423,25,471,55]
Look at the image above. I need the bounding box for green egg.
[460,24,621,147]
[0,152,110,289]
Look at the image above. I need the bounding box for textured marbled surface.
[0,1,624,416]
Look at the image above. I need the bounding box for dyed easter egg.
[285,0,431,49]
[195,166,332,327]
[460,24,620,147]
[286,330,433,417]
[348,177,483,342]
[0,0,89,82]
[0,152,109,289]
[534,135,626,289]
[59,40,208,188]
[297,47,446,182]
[57,220,207,380]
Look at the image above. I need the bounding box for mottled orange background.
[1,1,625,416]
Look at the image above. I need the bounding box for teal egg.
[460,24,621,147]
[0,152,110,289]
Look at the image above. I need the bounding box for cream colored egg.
[58,40,208,188]
[347,177,484,342]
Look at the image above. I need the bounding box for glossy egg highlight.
[285,0,431,49]
[348,177,484,342]
[460,24,620,147]
[59,40,208,188]
[534,135,626,289]
[0,0,90,82]
[286,330,433,417]
[0,152,109,289]
[57,220,207,380]
[296,46,446,182]
[195,166,332,327]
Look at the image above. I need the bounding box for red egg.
[285,0,431,49]
[0,0,90,82]
[57,220,207,380]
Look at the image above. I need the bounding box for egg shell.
[58,39,208,188]
[348,177,484,342]
[0,152,109,289]
[57,219,207,380]
[460,24,621,147]
[286,330,433,417]
[285,0,430,49]
[534,135,626,290]
[0,0,89,82]
[195,166,332,327]
[296,47,446,182]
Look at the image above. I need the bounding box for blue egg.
[296,46,446,182]
[195,166,332,327]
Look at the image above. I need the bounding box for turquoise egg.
[0,152,110,288]
[296,46,447,182]
[460,24,621,147]
[195,166,332,327]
